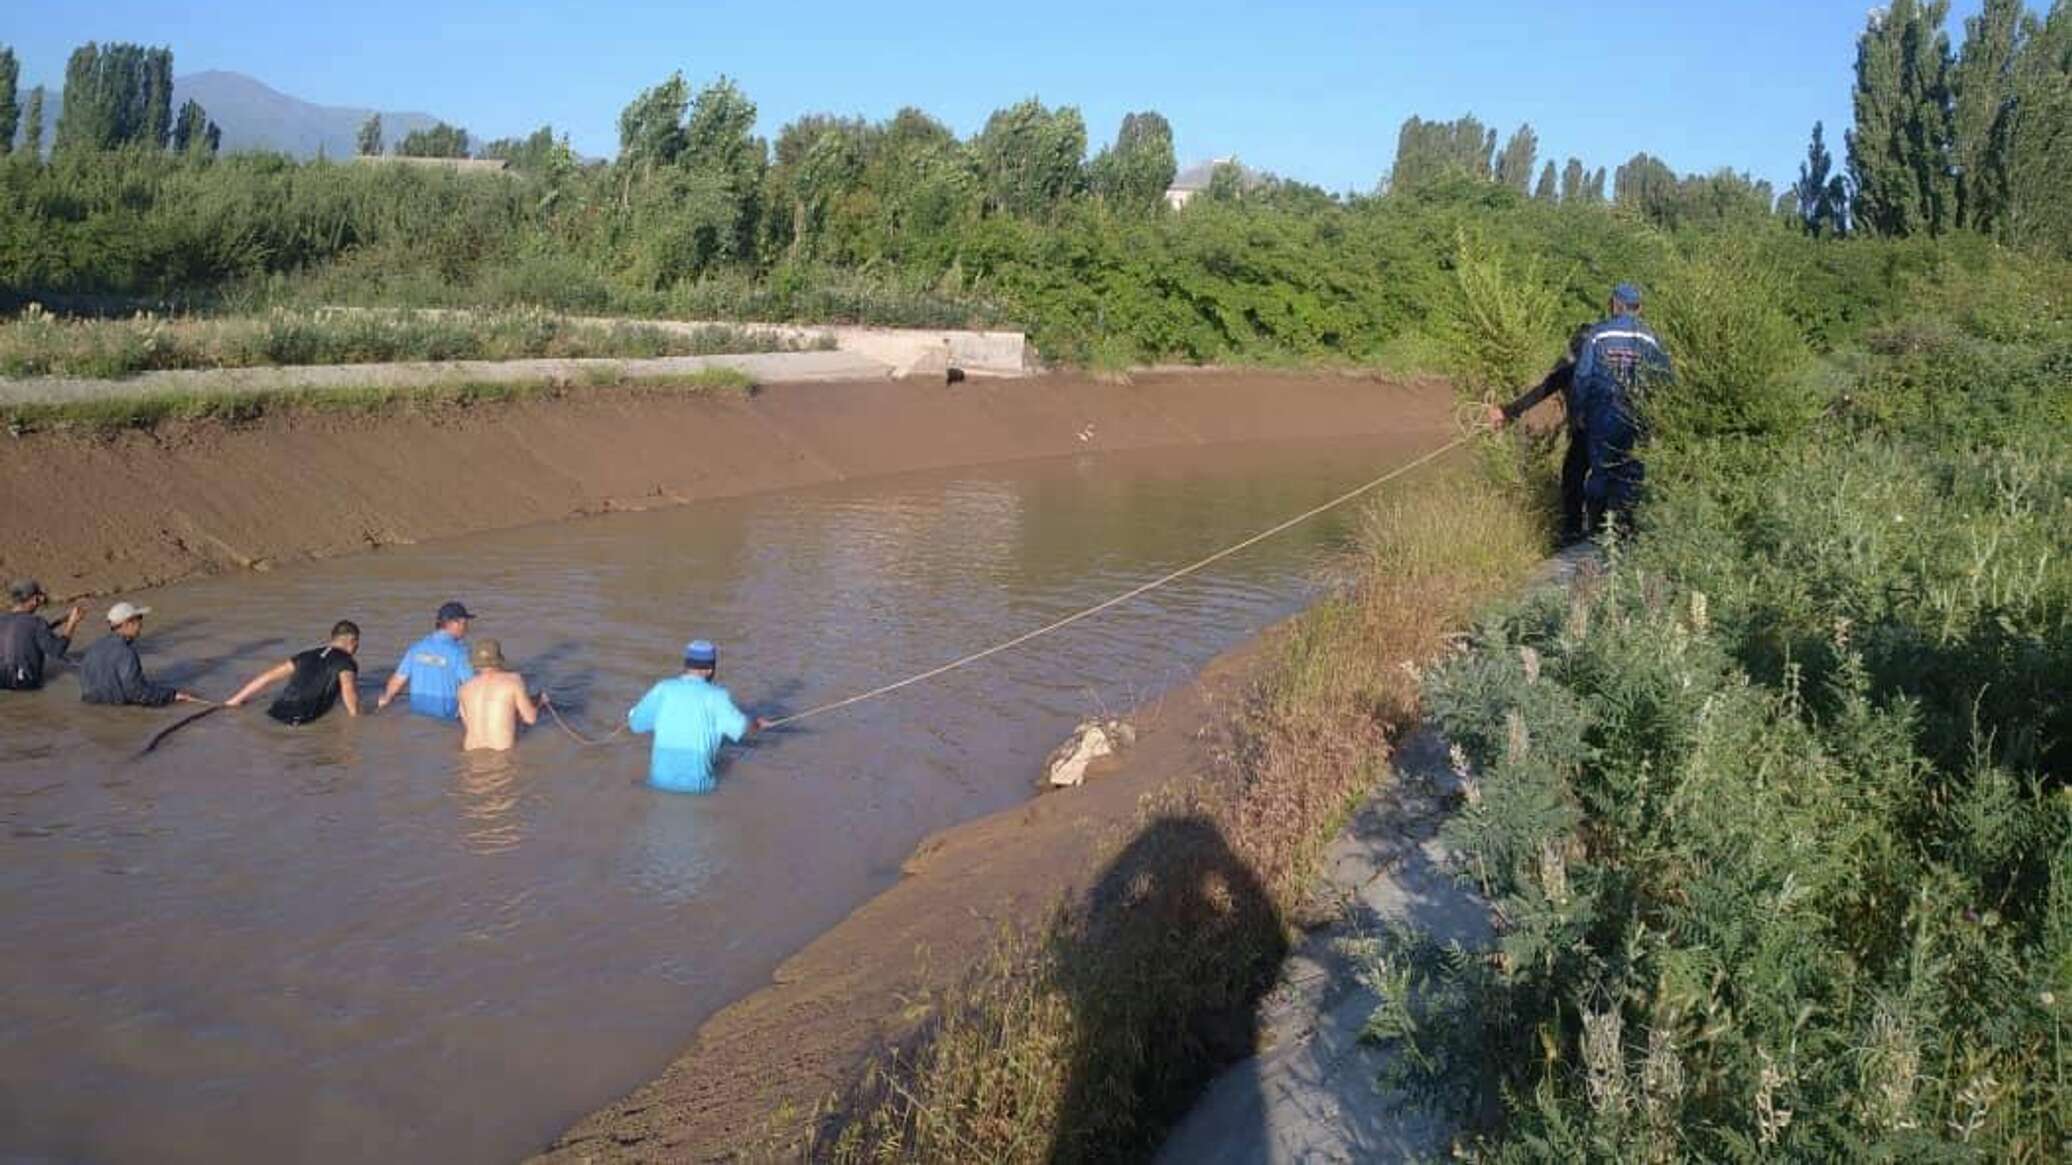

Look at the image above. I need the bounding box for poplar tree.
[1587,167,1607,203]
[1089,110,1176,212]
[974,98,1087,219]
[0,47,17,156]
[1951,0,2023,234]
[22,85,42,157]
[1793,122,1848,236]
[1561,157,1584,202]
[357,113,382,156]
[1494,123,1538,194]
[1534,160,1558,201]
[173,98,219,157]
[1848,0,1956,236]
[2006,0,2072,253]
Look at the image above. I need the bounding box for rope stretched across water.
[761,433,1470,730]
[546,697,629,746]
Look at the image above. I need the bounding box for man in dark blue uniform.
[1572,283,1673,535]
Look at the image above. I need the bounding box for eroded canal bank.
[0,370,1448,599]
[2,376,1462,1163]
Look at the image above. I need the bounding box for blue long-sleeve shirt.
[627,674,751,793]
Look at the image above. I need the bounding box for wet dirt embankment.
[0,371,1452,598]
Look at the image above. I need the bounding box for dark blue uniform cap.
[437,600,474,623]
[1612,282,1644,310]
[685,639,718,666]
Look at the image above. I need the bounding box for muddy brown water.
[1,433,1443,1163]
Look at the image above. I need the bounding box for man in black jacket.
[80,601,200,707]
[0,579,86,691]
[1487,324,1593,545]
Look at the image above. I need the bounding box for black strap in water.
[139,704,222,756]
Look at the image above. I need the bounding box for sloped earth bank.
[0,371,1450,599]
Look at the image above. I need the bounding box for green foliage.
[0,46,17,157]
[1389,246,2068,1161]
[1495,125,1538,196]
[1951,0,2023,235]
[1440,229,1560,399]
[171,99,219,158]
[1088,110,1175,212]
[21,85,43,157]
[1394,113,1497,191]
[396,122,468,158]
[973,97,1086,220]
[1848,0,1957,237]
[1792,121,1850,237]
[1647,241,1818,440]
[55,42,175,153]
[355,113,381,157]
[2008,1,2072,257]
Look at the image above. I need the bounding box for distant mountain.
[172,70,447,158]
[12,70,452,158]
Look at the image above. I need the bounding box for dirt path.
[0,371,1452,599]
[1154,545,1601,1163]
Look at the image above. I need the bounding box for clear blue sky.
[4,1,2025,193]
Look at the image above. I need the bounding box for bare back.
[457,670,537,751]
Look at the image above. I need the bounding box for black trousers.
[1560,426,1589,541]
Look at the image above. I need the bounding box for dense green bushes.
[1377,240,2069,1159]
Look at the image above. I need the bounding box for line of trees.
[1390,113,1774,232]
[0,41,219,158]
[1826,0,2070,246]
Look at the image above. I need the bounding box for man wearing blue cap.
[1492,283,1671,540]
[377,600,475,718]
[1572,283,1672,534]
[627,639,769,793]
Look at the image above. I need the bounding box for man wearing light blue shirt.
[377,600,476,719]
[628,639,768,793]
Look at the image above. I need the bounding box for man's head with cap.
[1611,282,1644,314]
[436,600,473,633]
[106,600,152,637]
[470,638,507,672]
[684,639,718,675]
[8,578,46,609]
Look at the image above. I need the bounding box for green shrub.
[1648,241,1819,441]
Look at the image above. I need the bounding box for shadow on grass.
[1044,813,1286,1164]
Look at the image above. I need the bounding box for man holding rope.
[224,621,362,724]
[627,639,767,793]
[457,639,546,752]
[80,602,201,708]
[1,579,86,692]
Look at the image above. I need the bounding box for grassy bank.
[1361,243,2070,1158]
[0,365,754,434]
[792,470,1547,1162]
[0,304,828,379]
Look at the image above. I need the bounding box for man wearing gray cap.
[0,579,86,691]
[80,601,200,707]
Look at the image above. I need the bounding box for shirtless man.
[455,638,546,752]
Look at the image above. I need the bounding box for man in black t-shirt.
[225,621,363,725]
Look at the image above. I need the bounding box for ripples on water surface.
[0,435,1437,1162]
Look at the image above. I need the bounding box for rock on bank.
[0,371,1451,598]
